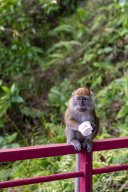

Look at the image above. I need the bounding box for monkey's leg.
[70,140,81,151]
[66,128,82,151]
[83,138,93,152]
[83,135,94,152]
[83,122,99,152]
[86,139,93,153]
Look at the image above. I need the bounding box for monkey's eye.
[83,96,89,100]
[77,97,81,100]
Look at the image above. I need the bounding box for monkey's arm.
[65,117,80,130]
[64,108,80,130]
[90,114,99,140]
[66,128,81,151]
[65,109,82,151]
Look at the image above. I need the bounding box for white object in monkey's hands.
[78,121,93,136]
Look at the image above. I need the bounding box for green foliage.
[48,79,74,113]
[20,106,44,119]
[0,132,20,148]
[0,83,23,148]
[0,82,24,128]
[93,148,128,192]
[0,83,23,123]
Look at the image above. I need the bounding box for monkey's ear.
[85,83,91,89]
[90,91,94,95]
[72,90,75,96]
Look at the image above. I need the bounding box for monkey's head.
[71,87,94,112]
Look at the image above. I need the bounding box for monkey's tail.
[75,154,80,192]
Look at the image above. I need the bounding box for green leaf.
[124,74,128,99]
[2,86,11,94]
[11,95,24,103]
[53,24,74,34]
[117,105,128,119]
[31,46,43,53]
[10,84,16,93]
[0,80,2,86]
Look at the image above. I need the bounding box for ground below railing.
[0,137,128,192]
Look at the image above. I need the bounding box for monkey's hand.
[87,140,93,152]
[91,122,96,129]
[83,139,93,153]
[70,140,81,151]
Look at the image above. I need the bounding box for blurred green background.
[0,0,128,191]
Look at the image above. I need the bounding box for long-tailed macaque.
[64,87,99,192]
[65,87,99,152]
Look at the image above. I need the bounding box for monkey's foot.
[87,140,93,153]
[70,140,81,151]
[83,140,93,152]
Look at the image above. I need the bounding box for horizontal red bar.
[93,164,128,175]
[0,144,76,163]
[0,171,84,189]
[0,137,127,163]
[93,137,128,151]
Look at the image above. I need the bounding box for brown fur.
[74,87,90,96]
[65,87,99,144]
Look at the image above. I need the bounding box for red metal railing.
[0,137,128,192]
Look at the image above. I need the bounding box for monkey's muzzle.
[77,107,87,112]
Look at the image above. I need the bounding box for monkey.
[64,87,99,192]
[64,87,99,152]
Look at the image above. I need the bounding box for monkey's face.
[72,95,93,112]
[71,88,94,112]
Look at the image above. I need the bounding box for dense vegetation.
[0,0,128,191]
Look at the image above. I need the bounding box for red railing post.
[80,151,93,192]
